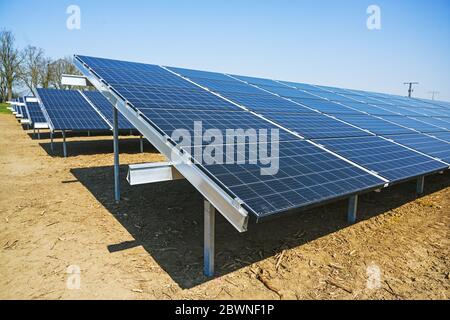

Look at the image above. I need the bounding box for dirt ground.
[0,113,449,300]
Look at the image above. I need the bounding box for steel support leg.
[348,195,358,224]
[87,131,91,137]
[113,106,121,203]
[139,135,144,153]
[204,200,215,277]
[62,130,67,158]
[417,176,425,195]
[37,129,40,140]
[50,131,54,151]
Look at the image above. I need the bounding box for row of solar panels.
[9,96,49,129]
[9,89,137,132]
[74,55,450,222]
[33,89,135,131]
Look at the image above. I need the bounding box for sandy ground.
[0,113,449,300]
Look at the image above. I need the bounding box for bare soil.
[0,113,449,300]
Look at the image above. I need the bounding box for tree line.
[0,30,80,102]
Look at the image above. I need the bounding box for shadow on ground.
[33,132,154,157]
[70,165,450,289]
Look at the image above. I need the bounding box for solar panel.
[254,85,322,100]
[315,136,447,182]
[36,88,110,131]
[138,109,296,142]
[259,112,370,139]
[24,99,47,126]
[338,102,399,116]
[377,115,447,133]
[429,132,450,143]
[82,91,135,130]
[290,98,361,115]
[75,55,388,219]
[333,114,416,135]
[192,139,385,218]
[385,134,450,163]
[409,117,450,131]
[19,105,28,119]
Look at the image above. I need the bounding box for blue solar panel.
[255,85,322,100]
[76,55,388,219]
[19,105,28,119]
[290,98,361,114]
[378,115,447,133]
[194,139,384,218]
[333,114,415,135]
[216,92,314,113]
[339,102,399,116]
[277,81,324,92]
[82,91,135,130]
[408,117,450,131]
[429,132,450,143]
[386,134,450,163]
[24,99,47,125]
[36,88,110,131]
[259,112,370,139]
[138,109,296,142]
[315,136,447,182]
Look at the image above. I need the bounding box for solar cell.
[315,136,447,182]
[193,139,385,219]
[429,132,450,143]
[338,102,399,116]
[333,114,415,135]
[409,117,450,131]
[259,112,370,139]
[378,115,447,133]
[36,88,110,131]
[138,109,296,142]
[82,91,135,130]
[385,134,450,163]
[24,99,47,126]
[290,98,360,114]
[214,92,314,113]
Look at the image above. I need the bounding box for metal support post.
[62,130,67,158]
[204,200,215,277]
[348,195,358,224]
[417,176,425,195]
[113,106,121,203]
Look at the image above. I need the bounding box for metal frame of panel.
[74,56,250,232]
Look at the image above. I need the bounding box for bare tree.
[49,56,80,89]
[37,57,53,89]
[0,30,22,102]
[20,45,46,92]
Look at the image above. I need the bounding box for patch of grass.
[0,103,11,114]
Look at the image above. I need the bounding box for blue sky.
[1,0,449,100]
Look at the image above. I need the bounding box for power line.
[404,82,419,98]
[428,91,439,101]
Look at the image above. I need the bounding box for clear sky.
[1,0,449,100]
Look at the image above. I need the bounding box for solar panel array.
[35,88,137,132]
[74,55,450,220]
[36,88,111,131]
[24,97,47,127]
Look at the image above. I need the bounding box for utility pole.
[428,91,439,101]
[404,82,419,98]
